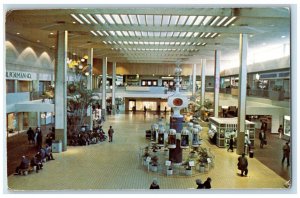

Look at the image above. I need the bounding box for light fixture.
[16,32,20,35]
[72,21,76,24]
[255,73,260,80]
[50,32,54,35]
[85,72,90,76]
[81,58,85,62]
[78,64,83,69]
[83,55,88,59]
[281,35,286,38]
[37,40,40,43]
[52,46,55,48]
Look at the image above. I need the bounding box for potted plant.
[167,165,173,176]
[198,147,210,172]
[182,158,192,176]
[142,147,150,166]
[151,155,158,172]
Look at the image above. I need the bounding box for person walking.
[259,130,267,148]
[36,127,43,149]
[278,125,283,139]
[237,153,248,176]
[227,135,234,152]
[108,126,114,142]
[282,142,290,166]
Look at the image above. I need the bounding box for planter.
[151,165,158,172]
[199,165,205,173]
[185,169,192,176]
[167,169,173,176]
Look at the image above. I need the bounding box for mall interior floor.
[6,112,291,192]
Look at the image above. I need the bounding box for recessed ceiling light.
[37,40,40,43]
[50,32,54,35]
[249,35,254,37]
[52,46,55,48]
[218,34,221,37]
[281,35,286,38]
[231,23,235,26]
[262,43,266,45]
[73,21,76,24]
[16,32,20,35]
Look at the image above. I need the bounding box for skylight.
[112,14,123,24]
[202,16,212,25]
[95,14,106,24]
[71,14,83,24]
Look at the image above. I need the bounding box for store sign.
[6,71,35,80]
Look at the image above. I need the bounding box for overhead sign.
[6,71,36,80]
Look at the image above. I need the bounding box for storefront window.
[18,80,32,92]
[6,80,15,93]
[283,115,290,137]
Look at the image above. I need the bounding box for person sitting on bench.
[30,155,42,173]
[15,156,30,175]
[45,144,55,160]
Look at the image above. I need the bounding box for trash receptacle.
[249,151,254,158]
[52,140,62,153]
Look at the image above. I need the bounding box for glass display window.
[283,115,290,137]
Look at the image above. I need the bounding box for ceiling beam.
[9,7,289,18]
[26,23,285,34]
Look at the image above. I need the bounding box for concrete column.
[112,62,116,114]
[55,30,68,151]
[192,63,197,95]
[14,80,18,93]
[201,59,206,106]
[214,51,220,117]
[37,112,41,127]
[102,57,107,120]
[87,48,93,130]
[236,34,248,155]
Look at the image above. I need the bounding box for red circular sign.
[173,98,183,106]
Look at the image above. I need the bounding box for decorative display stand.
[208,117,256,148]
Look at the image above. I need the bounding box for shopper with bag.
[259,130,267,148]
[237,153,248,177]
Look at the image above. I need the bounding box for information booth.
[209,117,256,148]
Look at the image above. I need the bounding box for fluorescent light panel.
[193,16,204,25]
[104,14,115,24]
[223,16,237,26]
[96,31,103,36]
[217,16,228,26]
[154,15,162,25]
[95,14,106,24]
[71,14,84,24]
[87,14,98,24]
[210,16,220,26]
[90,31,97,36]
[202,16,212,25]
[112,14,123,24]
[186,16,196,25]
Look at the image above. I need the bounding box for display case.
[209,117,255,148]
[283,115,290,140]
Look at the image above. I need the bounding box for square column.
[102,57,107,120]
[55,31,68,151]
[214,51,220,118]
[237,34,248,155]
[201,59,206,106]
[192,64,197,95]
[112,62,116,114]
[87,48,93,129]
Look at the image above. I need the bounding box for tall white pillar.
[112,62,116,114]
[237,34,248,155]
[37,112,40,127]
[14,80,18,93]
[214,51,220,118]
[201,59,206,106]
[55,30,68,151]
[87,48,93,130]
[192,63,197,95]
[102,57,107,119]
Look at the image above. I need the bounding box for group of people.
[149,177,212,189]
[69,125,115,146]
[27,127,55,149]
[15,144,55,175]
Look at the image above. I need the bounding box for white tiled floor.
[7,113,288,192]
